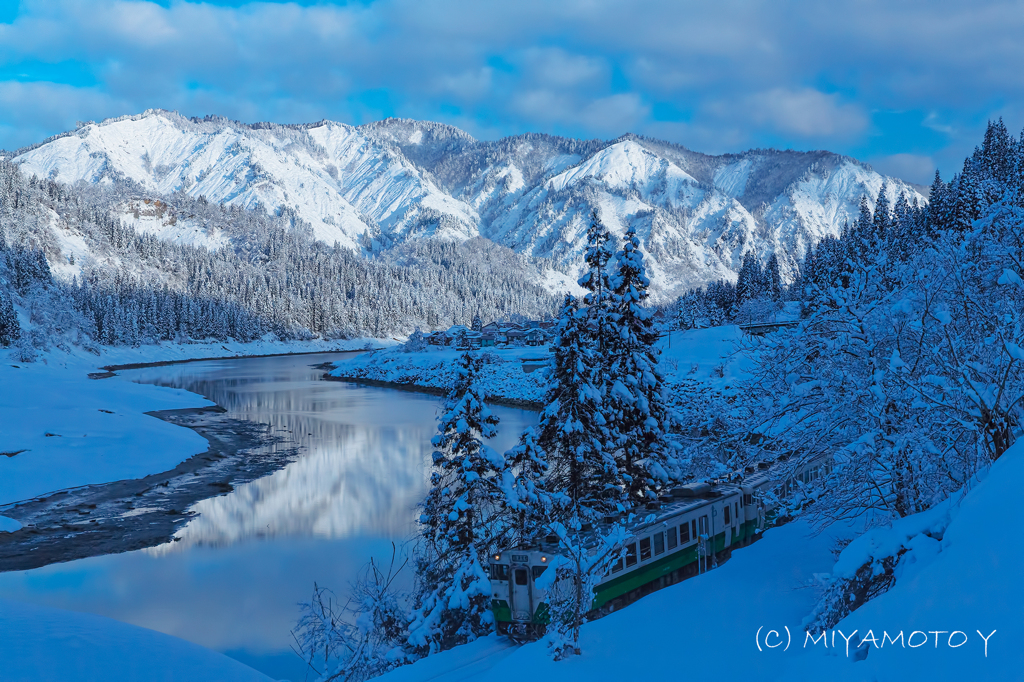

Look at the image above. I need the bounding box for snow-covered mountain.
[10,110,927,300]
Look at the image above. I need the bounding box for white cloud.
[0,0,1021,166]
[869,153,936,186]
[579,93,649,135]
[516,47,606,89]
[747,88,868,139]
[0,81,129,150]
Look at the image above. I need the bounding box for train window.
[611,558,624,573]
[667,526,677,549]
[514,569,528,586]
[691,519,697,539]
[532,566,547,580]
[679,522,690,544]
[724,504,731,524]
[654,532,665,556]
[735,502,739,519]
[491,564,510,581]
[625,543,637,567]
[744,493,752,506]
[640,537,652,561]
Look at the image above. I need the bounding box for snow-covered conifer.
[408,351,503,656]
[0,287,19,347]
[606,226,672,506]
[873,181,891,235]
[502,427,550,548]
[403,328,426,352]
[765,253,783,301]
[735,252,764,303]
[577,210,615,357]
[538,294,618,518]
[856,195,873,234]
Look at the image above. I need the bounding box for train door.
[509,553,533,622]
[729,497,738,544]
[697,514,710,573]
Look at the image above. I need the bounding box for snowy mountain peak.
[13,111,927,300]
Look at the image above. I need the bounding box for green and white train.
[489,457,825,639]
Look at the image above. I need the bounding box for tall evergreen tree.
[764,253,783,301]
[735,252,764,303]
[538,294,618,518]
[857,194,873,234]
[606,226,672,506]
[0,287,20,347]
[873,181,891,236]
[502,427,550,548]
[408,351,503,655]
[577,210,615,356]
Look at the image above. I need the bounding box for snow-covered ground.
[328,324,751,405]
[0,598,274,682]
[658,324,752,388]
[0,338,383,506]
[328,344,550,406]
[0,337,387,680]
[374,441,1024,682]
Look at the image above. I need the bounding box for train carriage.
[489,456,826,639]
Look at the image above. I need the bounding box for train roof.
[502,455,826,555]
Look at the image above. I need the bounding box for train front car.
[489,549,551,640]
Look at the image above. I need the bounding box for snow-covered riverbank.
[0,337,393,681]
[0,337,384,508]
[327,345,550,408]
[0,598,274,682]
[325,325,752,409]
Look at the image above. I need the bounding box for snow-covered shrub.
[293,551,412,682]
[402,329,426,352]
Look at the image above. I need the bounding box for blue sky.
[1,0,1022,184]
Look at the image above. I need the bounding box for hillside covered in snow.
[9,110,927,300]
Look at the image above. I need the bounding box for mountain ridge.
[9,109,927,301]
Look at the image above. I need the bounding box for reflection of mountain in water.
[154,424,430,552]
[130,354,536,555]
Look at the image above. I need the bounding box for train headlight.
[541,556,547,562]
[494,554,500,560]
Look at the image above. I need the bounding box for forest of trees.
[0,159,559,357]
[671,119,1024,629]
[674,249,787,328]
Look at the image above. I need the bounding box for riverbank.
[0,405,300,572]
[0,338,385,560]
[326,346,548,408]
[324,326,753,411]
[322,373,544,411]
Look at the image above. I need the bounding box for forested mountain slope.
[9,110,926,300]
[0,160,560,356]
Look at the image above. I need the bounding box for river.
[0,352,538,681]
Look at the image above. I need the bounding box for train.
[489,456,827,639]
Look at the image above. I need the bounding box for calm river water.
[0,352,538,681]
